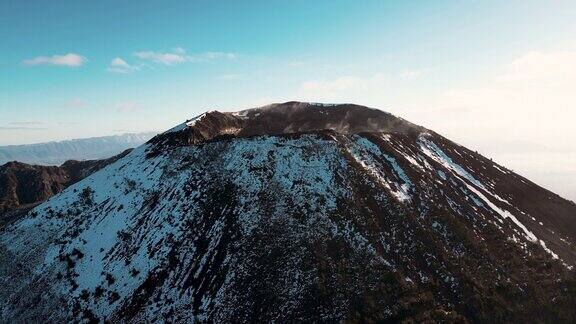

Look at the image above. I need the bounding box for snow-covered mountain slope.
[0,132,156,166]
[1,102,575,322]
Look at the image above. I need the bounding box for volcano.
[1,102,575,322]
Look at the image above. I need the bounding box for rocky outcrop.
[0,149,132,226]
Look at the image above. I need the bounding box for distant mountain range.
[0,133,156,166]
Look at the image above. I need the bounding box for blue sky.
[1,0,576,198]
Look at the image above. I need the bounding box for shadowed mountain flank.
[0,149,132,226]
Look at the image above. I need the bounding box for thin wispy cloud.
[298,73,390,101]
[57,121,80,126]
[172,46,186,54]
[115,101,140,113]
[399,68,431,80]
[23,53,87,67]
[0,126,46,130]
[108,57,140,73]
[113,129,159,134]
[438,49,576,127]
[9,121,45,126]
[382,48,576,200]
[133,47,237,66]
[134,50,187,66]
[194,51,237,61]
[288,61,306,67]
[496,50,576,84]
[215,74,242,80]
[65,98,87,109]
[1,121,47,130]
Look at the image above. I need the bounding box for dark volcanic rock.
[150,102,422,149]
[0,162,69,214]
[0,102,575,322]
[236,102,423,136]
[0,149,132,225]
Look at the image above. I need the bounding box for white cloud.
[496,50,576,83]
[215,74,242,80]
[298,73,390,102]
[172,46,186,55]
[9,121,45,126]
[401,49,576,200]
[430,49,576,148]
[1,121,46,130]
[23,53,87,67]
[399,68,430,80]
[133,47,237,66]
[0,126,45,130]
[111,58,130,68]
[134,51,187,66]
[65,98,87,109]
[192,51,237,61]
[289,61,306,67]
[295,67,428,103]
[108,57,139,73]
[115,101,139,113]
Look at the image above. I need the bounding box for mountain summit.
[1,102,575,322]
[152,102,422,146]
